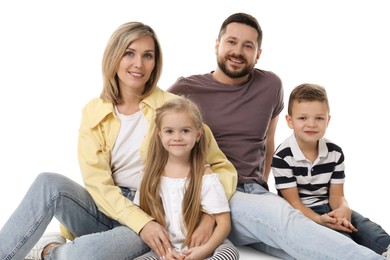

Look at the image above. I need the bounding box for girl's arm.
[183,212,231,260]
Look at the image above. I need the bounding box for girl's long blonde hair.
[139,97,208,246]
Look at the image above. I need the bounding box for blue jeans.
[311,203,390,255]
[228,183,384,260]
[0,172,149,260]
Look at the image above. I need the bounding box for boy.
[272,83,390,257]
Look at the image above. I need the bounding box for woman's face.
[117,36,156,95]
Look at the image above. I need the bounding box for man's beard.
[217,55,253,79]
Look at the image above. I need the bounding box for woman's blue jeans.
[0,172,149,260]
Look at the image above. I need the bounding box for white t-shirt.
[111,107,147,189]
[134,173,229,253]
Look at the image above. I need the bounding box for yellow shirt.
[61,87,237,239]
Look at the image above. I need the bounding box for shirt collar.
[288,134,328,161]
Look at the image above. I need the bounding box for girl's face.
[158,111,201,161]
[286,100,330,146]
[117,36,155,95]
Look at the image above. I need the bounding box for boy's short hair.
[288,83,329,115]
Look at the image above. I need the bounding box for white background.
[1,0,389,242]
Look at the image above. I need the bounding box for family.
[0,12,389,260]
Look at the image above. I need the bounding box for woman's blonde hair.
[139,97,208,246]
[100,21,163,104]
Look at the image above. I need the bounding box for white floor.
[237,246,281,259]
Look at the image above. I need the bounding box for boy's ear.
[286,114,294,129]
[327,115,331,127]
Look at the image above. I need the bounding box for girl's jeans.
[0,172,149,260]
[311,203,390,255]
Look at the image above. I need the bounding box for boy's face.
[286,100,330,145]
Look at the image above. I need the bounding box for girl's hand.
[165,248,185,260]
[182,245,209,260]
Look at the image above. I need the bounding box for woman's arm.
[78,101,153,233]
[203,124,237,199]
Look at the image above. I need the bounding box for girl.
[134,97,239,260]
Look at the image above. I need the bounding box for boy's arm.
[279,187,324,223]
[280,187,356,233]
[328,184,354,222]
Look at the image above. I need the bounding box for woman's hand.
[139,221,171,258]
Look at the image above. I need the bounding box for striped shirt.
[272,134,345,207]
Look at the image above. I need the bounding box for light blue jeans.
[228,183,385,260]
[0,172,149,260]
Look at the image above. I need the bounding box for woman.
[0,21,237,260]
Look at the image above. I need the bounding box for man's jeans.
[228,182,384,260]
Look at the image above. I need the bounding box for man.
[168,12,384,259]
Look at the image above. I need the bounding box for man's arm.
[263,115,279,182]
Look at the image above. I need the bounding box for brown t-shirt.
[168,69,284,186]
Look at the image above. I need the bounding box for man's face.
[216,22,261,78]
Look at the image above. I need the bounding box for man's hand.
[189,213,215,248]
[139,221,171,257]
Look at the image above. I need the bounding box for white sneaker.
[383,244,390,260]
[25,232,66,260]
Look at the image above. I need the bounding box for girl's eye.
[165,129,173,134]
